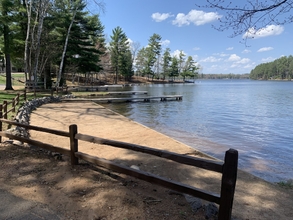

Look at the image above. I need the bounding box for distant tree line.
[198,73,250,79]
[250,56,293,80]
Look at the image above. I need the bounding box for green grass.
[0,90,55,130]
[0,92,19,102]
[0,74,26,86]
[277,180,293,189]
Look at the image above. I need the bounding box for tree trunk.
[24,0,32,82]
[4,24,13,90]
[32,0,50,88]
[4,53,13,90]
[57,8,77,87]
[115,66,118,84]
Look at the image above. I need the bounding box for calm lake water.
[102,80,293,183]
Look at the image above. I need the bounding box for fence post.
[69,124,78,165]
[218,149,238,220]
[3,101,7,119]
[16,93,20,105]
[24,89,27,101]
[0,111,2,143]
[12,98,15,113]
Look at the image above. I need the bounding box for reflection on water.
[101,80,293,183]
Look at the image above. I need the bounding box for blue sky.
[94,0,293,74]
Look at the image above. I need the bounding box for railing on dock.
[0,119,238,220]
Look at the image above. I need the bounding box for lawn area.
[0,73,26,87]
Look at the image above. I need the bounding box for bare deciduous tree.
[24,0,32,82]
[196,0,293,37]
[32,0,51,86]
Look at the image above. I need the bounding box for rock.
[130,165,140,170]
[204,203,218,219]
[10,96,63,138]
[12,140,23,146]
[184,195,203,212]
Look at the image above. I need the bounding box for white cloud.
[236,58,250,64]
[213,52,229,57]
[243,25,284,39]
[244,64,254,69]
[219,53,229,57]
[171,49,187,58]
[193,47,200,51]
[151,12,173,22]
[200,56,222,62]
[172,10,221,27]
[227,54,241,61]
[226,47,233,51]
[161,39,170,47]
[225,54,251,70]
[258,47,274,52]
[230,63,238,68]
[261,57,275,62]
[242,49,251,54]
[127,38,133,45]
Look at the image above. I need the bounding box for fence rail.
[0,88,70,122]
[0,119,238,220]
[75,133,223,173]
[0,91,26,119]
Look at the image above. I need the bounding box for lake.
[102,80,293,183]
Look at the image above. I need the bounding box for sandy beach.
[1,101,293,219]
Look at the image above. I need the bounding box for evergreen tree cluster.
[0,1,200,88]
[0,0,106,89]
[250,56,293,80]
[135,36,199,81]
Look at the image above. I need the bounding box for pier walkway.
[63,95,183,103]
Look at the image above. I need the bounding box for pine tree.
[109,26,130,84]
[53,0,105,86]
[161,48,171,80]
[169,56,179,81]
[181,56,199,81]
[145,33,161,80]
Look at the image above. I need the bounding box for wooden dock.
[63,95,183,103]
[77,91,148,97]
[68,85,123,92]
[103,91,148,96]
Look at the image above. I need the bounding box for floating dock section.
[63,95,183,103]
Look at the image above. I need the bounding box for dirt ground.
[1,102,293,220]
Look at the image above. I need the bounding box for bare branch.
[196,0,293,38]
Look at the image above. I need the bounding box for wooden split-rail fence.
[0,91,27,120]
[0,119,238,220]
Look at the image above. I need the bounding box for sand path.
[6,101,293,219]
